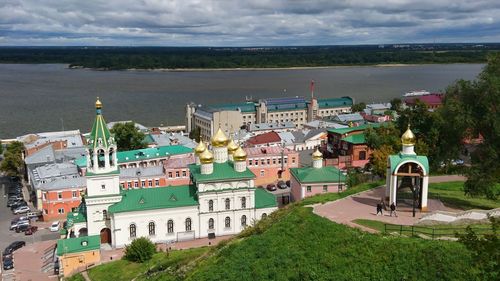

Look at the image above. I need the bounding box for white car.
[13,206,30,214]
[50,221,60,232]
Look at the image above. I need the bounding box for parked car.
[277,180,287,189]
[3,241,26,257]
[10,220,29,231]
[27,211,41,220]
[266,184,277,191]
[15,224,31,233]
[25,225,38,235]
[50,221,60,232]
[10,200,27,210]
[3,256,14,270]
[11,216,29,223]
[13,205,30,214]
[7,199,23,207]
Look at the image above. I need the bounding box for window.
[58,208,65,214]
[168,172,173,178]
[249,159,253,166]
[141,181,146,187]
[155,179,159,186]
[128,182,132,188]
[103,210,108,220]
[185,218,192,231]
[72,191,78,198]
[225,217,231,228]
[148,222,156,236]
[134,182,139,188]
[225,198,230,210]
[323,185,328,192]
[292,157,296,164]
[182,171,187,177]
[241,197,246,209]
[359,151,367,160]
[306,186,312,192]
[208,200,214,212]
[175,171,180,178]
[42,192,47,200]
[129,223,136,238]
[267,158,270,165]
[261,159,265,165]
[148,180,153,187]
[241,215,247,227]
[273,158,276,165]
[260,170,265,177]
[57,192,62,200]
[208,218,214,230]
[101,184,106,190]
[262,213,267,219]
[167,220,174,234]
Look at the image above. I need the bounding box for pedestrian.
[390,202,397,217]
[376,202,382,216]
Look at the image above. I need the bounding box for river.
[0,63,484,138]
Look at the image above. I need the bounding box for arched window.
[148,221,155,236]
[225,198,230,210]
[208,200,214,212]
[262,213,267,219]
[109,148,115,166]
[129,223,136,238]
[225,216,231,228]
[98,149,105,168]
[208,218,214,230]
[241,197,246,209]
[167,220,174,234]
[185,218,192,231]
[241,215,247,226]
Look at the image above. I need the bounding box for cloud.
[0,0,499,46]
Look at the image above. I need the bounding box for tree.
[369,145,394,177]
[189,126,201,141]
[351,102,366,113]
[0,141,25,177]
[390,98,402,112]
[0,140,3,155]
[124,237,156,263]
[110,122,146,151]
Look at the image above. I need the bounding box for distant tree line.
[0,45,499,70]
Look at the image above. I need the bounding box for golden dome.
[211,127,229,147]
[199,149,214,164]
[401,124,416,146]
[95,97,102,109]
[312,148,323,160]
[233,146,247,162]
[227,139,239,154]
[194,141,207,155]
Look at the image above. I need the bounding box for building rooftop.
[189,162,255,183]
[108,185,198,214]
[38,177,86,191]
[333,112,365,123]
[246,131,282,146]
[32,162,79,182]
[244,146,294,157]
[342,134,366,144]
[150,133,196,148]
[120,166,164,179]
[327,123,384,135]
[304,120,348,129]
[389,153,429,175]
[164,155,195,169]
[290,166,346,184]
[317,97,353,108]
[57,235,100,256]
[248,122,295,132]
[254,188,278,209]
[210,102,257,113]
[25,145,55,165]
[404,94,444,106]
[18,130,84,150]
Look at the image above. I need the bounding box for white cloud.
[0,0,499,45]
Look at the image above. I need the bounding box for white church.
[65,99,277,248]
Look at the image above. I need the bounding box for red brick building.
[244,146,299,186]
[39,178,86,221]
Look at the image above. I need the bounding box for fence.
[383,224,494,239]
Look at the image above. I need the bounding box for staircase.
[41,243,57,273]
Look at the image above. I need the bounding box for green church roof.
[389,153,429,175]
[75,145,193,167]
[189,162,255,183]
[327,123,384,135]
[57,235,100,256]
[317,97,353,109]
[342,133,366,144]
[108,185,198,214]
[254,188,277,209]
[290,166,346,184]
[89,108,113,150]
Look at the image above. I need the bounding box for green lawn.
[354,219,494,238]
[299,180,384,206]
[428,182,500,210]
[82,247,209,281]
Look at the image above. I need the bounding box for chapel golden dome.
[95,97,102,109]
[199,148,214,164]
[194,140,207,155]
[401,124,416,146]
[312,148,323,160]
[211,127,229,147]
[233,146,247,162]
[227,139,239,154]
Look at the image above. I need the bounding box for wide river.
[0,63,484,139]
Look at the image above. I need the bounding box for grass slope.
[429,182,500,210]
[186,207,473,281]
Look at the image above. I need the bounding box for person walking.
[376,202,383,216]
[390,202,397,217]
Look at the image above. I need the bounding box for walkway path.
[313,175,465,232]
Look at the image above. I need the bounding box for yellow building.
[56,235,101,277]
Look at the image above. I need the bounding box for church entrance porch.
[100,228,112,244]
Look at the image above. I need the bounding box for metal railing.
[383,224,494,239]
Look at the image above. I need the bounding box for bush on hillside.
[124,237,156,263]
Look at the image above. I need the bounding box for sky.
[1,0,500,46]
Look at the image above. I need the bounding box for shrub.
[124,237,156,263]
